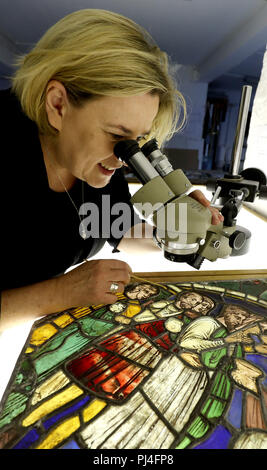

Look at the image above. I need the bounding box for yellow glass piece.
[226,290,245,298]
[247,295,258,301]
[90,294,126,309]
[22,385,83,426]
[166,284,182,293]
[29,324,58,346]
[244,345,254,353]
[25,347,34,354]
[124,304,141,318]
[83,399,107,423]
[115,315,131,325]
[116,293,128,300]
[53,313,73,328]
[180,352,203,368]
[255,344,267,354]
[31,371,70,406]
[36,416,80,449]
[134,310,156,322]
[231,358,263,394]
[72,306,93,318]
[204,285,225,293]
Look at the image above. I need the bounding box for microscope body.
[114,139,244,269]
[131,167,238,269]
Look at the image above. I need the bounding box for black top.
[0,88,141,290]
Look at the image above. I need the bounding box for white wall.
[245,45,267,173]
[244,44,267,218]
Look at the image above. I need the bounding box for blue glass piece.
[60,439,80,449]
[13,428,39,449]
[226,389,243,429]
[246,354,267,374]
[193,425,232,449]
[251,335,261,344]
[43,395,90,430]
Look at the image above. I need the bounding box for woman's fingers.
[61,259,133,308]
[188,189,224,225]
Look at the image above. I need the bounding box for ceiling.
[0,0,267,89]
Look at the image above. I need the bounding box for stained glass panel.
[1,277,267,450]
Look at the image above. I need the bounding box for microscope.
[114,86,267,269]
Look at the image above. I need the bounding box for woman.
[0,9,222,330]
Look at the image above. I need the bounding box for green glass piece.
[78,317,113,336]
[201,397,226,419]
[31,323,78,360]
[206,281,240,291]
[90,307,106,319]
[187,416,209,439]
[236,343,243,358]
[102,312,115,322]
[201,347,227,369]
[242,280,267,297]
[0,392,28,429]
[260,290,267,301]
[176,436,191,449]
[34,331,90,380]
[210,371,231,400]
[158,289,173,300]
[21,359,32,373]
[15,373,24,385]
[183,316,191,325]
[213,327,227,339]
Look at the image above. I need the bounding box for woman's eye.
[110,133,148,143]
[111,134,123,141]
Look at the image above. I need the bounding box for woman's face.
[45,83,160,188]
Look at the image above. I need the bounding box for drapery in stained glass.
[0,278,267,449]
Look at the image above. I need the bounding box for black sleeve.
[106,169,145,252]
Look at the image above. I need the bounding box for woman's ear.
[45,80,69,132]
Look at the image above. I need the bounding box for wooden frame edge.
[132,269,267,282]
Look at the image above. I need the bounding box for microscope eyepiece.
[113,140,140,163]
[141,138,159,156]
[113,139,159,184]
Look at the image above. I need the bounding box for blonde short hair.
[12,9,186,145]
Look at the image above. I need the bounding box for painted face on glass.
[176,292,203,309]
[193,297,214,315]
[42,81,160,189]
[224,306,249,328]
[126,284,158,300]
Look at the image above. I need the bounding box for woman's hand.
[1,259,132,330]
[188,189,224,225]
[58,259,132,308]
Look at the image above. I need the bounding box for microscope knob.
[259,185,267,200]
[240,167,266,186]
[229,230,246,250]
